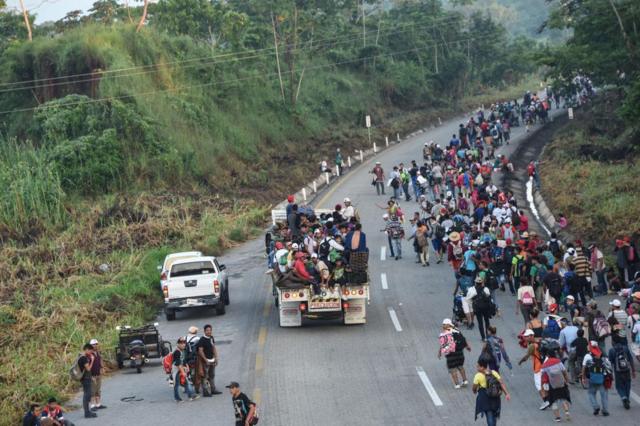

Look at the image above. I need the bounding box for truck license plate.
[309,301,341,310]
[186,298,199,305]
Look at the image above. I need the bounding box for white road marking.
[381,273,388,290]
[416,366,444,407]
[380,246,386,261]
[631,391,640,405]
[388,308,402,331]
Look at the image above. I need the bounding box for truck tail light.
[213,280,220,294]
[342,302,350,310]
[343,289,350,296]
[298,291,304,298]
[162,285,169,298]
[284,292,290,299]
[299,303,307,311]
[160,271,167,281]
[358,289,364,295]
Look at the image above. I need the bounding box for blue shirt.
[464,249,477,271]
[559,325,578,351]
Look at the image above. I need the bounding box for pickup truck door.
[214,259,227,287]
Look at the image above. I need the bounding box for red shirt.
[294,259,312,280]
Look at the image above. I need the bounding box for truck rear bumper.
[165,295,220,310]
[344,298,367,324]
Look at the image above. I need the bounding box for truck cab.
[163,256,229,321]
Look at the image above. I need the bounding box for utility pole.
[271,12,286,103]
[434,43,438,74]
[362,0,366,48]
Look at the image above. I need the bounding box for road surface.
[68,106,640,425]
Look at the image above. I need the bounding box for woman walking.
[473,358,511,426]
[485,326,513,373]
[438,318,471,389]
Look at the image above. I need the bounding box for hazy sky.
[6,0,114,23]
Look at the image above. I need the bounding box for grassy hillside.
[540,93,640,245]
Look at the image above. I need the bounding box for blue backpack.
[542,318,561,339]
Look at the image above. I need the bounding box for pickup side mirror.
[219,264,226,271]
[157,265,162,271]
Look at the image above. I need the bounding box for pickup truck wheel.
[224,285,230,306]
[116,353,124,369]
[274,295,279,308]
[165,310,176,321]
[215,301,226,315]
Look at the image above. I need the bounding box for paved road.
[68,106,640,426]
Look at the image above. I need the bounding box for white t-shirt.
[517,285,536,305]
[275,248,289,273]
[465,286,490,302]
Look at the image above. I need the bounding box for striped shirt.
[571,254,592,278]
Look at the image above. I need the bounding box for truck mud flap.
[344,298,367,325]
[278,303,302,327]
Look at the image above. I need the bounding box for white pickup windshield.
[170,261,216,278]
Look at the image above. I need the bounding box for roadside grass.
[540,126,640,246]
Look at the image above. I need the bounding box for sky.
[6,0,98,22]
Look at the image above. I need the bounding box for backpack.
[545,361,567,389]
[185,336,199,365]
[593,315,612,338]
[391,178,400,189]
[485,372,502,398]
[547,275,562,296]
[588,357,605,385]
[452,243,464,260]
[549,240,562,258]
[435,224,445,239]
[318,239,331,259]
[521,289,534,306]
[614,347,631,373]
[439,333,457,356]
[514,255,526,277]
[486,270,499,291]
[69,355,85,381]
[543,318,561,340]
[511,213,521,227]
[452,330,467,351]
[163,352,174,374]
[278,253,288,266]
[472,288,492,313]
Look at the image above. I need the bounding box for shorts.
[91,375,102,397]
[534,372,542,392]
[461,298,473,314]
[448,365,465,374]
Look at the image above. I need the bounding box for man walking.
[173,337,199,402]
[608,342,635,409]
[226,382,257,426]
[382,213,404,260]
[197,324,222,396]
[371,162,385,195]
[582,341,611,416]
[89,339,106,412]
[77,343,96,418]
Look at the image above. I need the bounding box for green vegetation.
[0,0,544,422]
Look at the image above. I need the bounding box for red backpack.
[162,353,173,374]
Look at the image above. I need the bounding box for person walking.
[88,339,106,412]
[371,161,385,195]
[472,358,510,426]
[485,326,513,373]
[382,214,404,260]
[197,324,222,396]
[540,351,572,423]
[172,337,199,402]
[582,341,612,416]
[335,148,343,176]
[438,318,471,389]
[468,276,493,341]
[608,342,636,410]
[226,382,257,426]
[77,343,96,418]
[518,329,549,411]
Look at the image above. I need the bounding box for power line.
[0,30,514,116]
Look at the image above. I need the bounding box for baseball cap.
[311,253,318,259]
[566,295,575,301]
[589,341,602,357]
[442,318,454,326]
[90,339,99,345]
[287,195,294,203]
[610,299,622,307]
[523,329,535,337]
[188,326,198,334]
[383,213,389,219]
[343,197,351,203]
[225,382,240,389]
[292,243,299,250]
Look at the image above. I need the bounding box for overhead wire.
[0,29,518,116]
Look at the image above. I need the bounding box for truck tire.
[215,301,226,316]
[274,295,279,308]
[165,310,176,321]
[116,353,124,369]
[224,285,230,306]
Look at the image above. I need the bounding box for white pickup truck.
[162,256,229,321]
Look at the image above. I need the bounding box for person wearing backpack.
[586,301,608,352]
[582,341,612,416]
[438,318,471,389]
[518,329,549,410]
[541,353,572,422]
[173,337,198,402]
[516,278,537,325]
[609,341,636,410]
[472,358,510,426]
[75,343,96,419]
[468,275,494,341]
[226,382,257,426]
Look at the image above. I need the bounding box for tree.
[54,10,83,33]
[18,0,32,41]
[88,0,120,24]
[136,0,148,32]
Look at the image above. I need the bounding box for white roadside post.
[336,165,340,177]
[438,117,442,125]
[385,136,389,147]
[360,150,364,162]
[396,133,400,142]
[365,114,372,148]
[302,188,307,201]
[313,181,317,193]
[348,156,352,167]
[568,108,574,120]
[373,142,377,153]
[325,172,330,185]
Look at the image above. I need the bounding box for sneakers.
[624,398,631,409]
[555,417,561,423]
[175,399,184,403]
[96,405,107,409]
[565,411,571,421]
[461,380,468,387]
[602,411,609,417]
[593,408,600,416]
[211,390,222,395]
[454,384,461,389]
[539,401,550,410]
[85,413,98,418]
[190,394,201,401]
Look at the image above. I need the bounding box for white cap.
[314,228,322,235]
[383,213,389,219]
[292,243,299,249]
[610,299,621,307]
[311,253,318,259]
[188,326,198,334]
[566,295,575,300]
[90,339,99,345]
[343,197,351,203]
[442,318,454,326]
[523,329,535,337]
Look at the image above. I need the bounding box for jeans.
[477,311,491,340]
[199,362,216,394]
[174,371,195,401]
[82,377,92,416]
[387,236,395,257]
[393,186,401,200]
[483,410,497,426]
[402,182,411,201]
[489,288,499,309]
[596,270,607,294]
[391,238,402,258]
[375,181,385,195]
[588,383,609,412]
[615,372,631,402]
